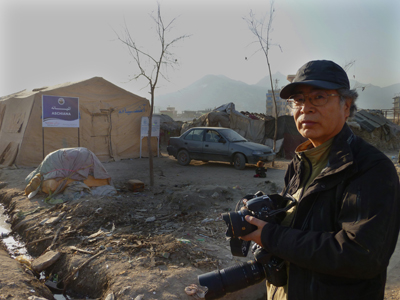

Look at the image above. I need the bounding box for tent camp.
[0,77,157,167]
[180,103,306,159]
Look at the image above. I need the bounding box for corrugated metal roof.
[356,110,387,126]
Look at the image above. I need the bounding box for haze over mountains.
[155,72,400,114]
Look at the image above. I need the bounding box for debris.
[15,255,32,268]
[176,238,191,244]
[104,292,115,300]
[211,192,219,199]
[127,179,145,192]
[87,229,105,239]
[63,249,108,293]
[44,212,66,225]
[201,218,214,224]
[67,246,95,254]
[47,225,64,251]
[146,216,156,222]
[91,185,118,196]
[44,280,63,294]
[185,284,207,298]
[31,250,61,273]
[118,286,132,295]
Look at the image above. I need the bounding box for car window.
[205,130,221,143]
[184,129,204,141]
[220,129,247,142]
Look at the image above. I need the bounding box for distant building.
[393,94,400,124]
[266,89,291,117]
[393,95,400,110]
[180,110,202,120]
[159,106,177,118]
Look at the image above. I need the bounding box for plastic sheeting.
[25,147,111,184]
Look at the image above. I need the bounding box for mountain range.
[155,72,400,113]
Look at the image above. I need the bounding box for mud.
[0,151,399,300]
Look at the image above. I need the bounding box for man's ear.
[344,98,352,119]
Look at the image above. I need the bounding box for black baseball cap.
[280,60,350,99]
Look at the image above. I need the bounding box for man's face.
[292,85,351,147]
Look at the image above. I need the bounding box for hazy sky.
[1,0,399,102]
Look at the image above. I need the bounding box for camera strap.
[229,238,251,257]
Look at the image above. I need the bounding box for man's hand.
[239,215,267,247]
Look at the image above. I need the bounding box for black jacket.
[261,124,400,300]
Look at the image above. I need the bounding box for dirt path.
[0,151,399,300]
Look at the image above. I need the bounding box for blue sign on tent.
[42,95,79,128]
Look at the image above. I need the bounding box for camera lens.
[221,209,257,238]
[198,260,266,300]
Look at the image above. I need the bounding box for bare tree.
[244,0,281,158]
[343,60,369,92]
[115,3,190,187]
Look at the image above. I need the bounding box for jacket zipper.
[289,154,312,228]
[356,187,362,223]
[300,153,313,199]
[295,153,315,300]
[271,286,278,300]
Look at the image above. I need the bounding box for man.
[241,60,400,300]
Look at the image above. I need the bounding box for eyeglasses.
[287,91,340,108]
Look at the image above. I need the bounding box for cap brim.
[280,80,345,99]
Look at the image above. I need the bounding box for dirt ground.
[0,150,400,300]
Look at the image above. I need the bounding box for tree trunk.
[147,90,155,187]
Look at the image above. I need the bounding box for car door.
[182,128,205,160]
[202,129,230,162]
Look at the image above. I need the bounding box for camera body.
[198,192,296,300]
[222,192,294,257]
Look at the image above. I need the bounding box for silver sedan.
[167,127,275,170]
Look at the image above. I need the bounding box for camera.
[198,192,296,300]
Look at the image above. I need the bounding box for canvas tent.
[0,77,156,167]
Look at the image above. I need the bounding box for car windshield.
[220,129,247,142]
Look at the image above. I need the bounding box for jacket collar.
[292,123,356,176]
[323,123,356,176]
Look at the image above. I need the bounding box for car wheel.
[233,153,246,170]
[177,150,191,166]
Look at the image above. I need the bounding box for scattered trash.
[73,270,79,281]
[176,238,191,244]
[44,212,66,225]
[185,284,207,298]
[211,192,219,199]
[87,229,105,240]
[118,286,132,295]
[15,255,32,268]
[146,216,156,222]
[44,278,63,294]
[201,218,214,224]
[91,185,118,196]
[127,179,145,192]
[105,292,115,300]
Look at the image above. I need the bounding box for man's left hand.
[239,215,267,247]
